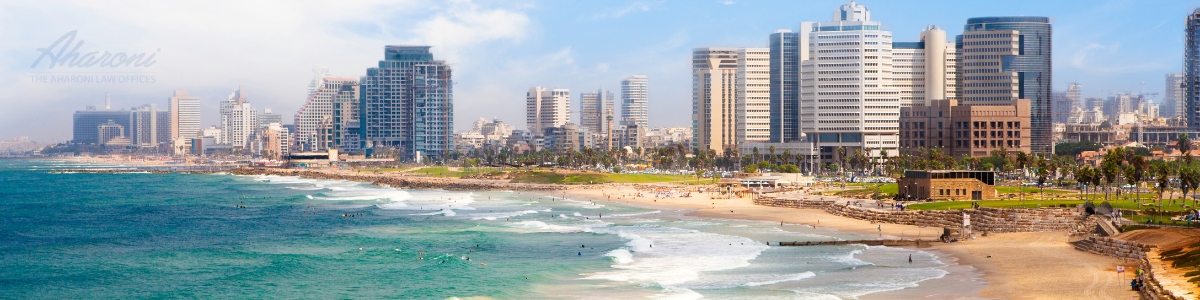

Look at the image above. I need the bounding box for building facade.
[1166,73,1185,118]
[526,86,570,136]
[219,85,257,149]
[72,108,131,144]
[798,2,900,163]
[737,47,771,144]
[296,75,358,151]
[620,75,649,128]
[692,47,740,154]
[899,99,1031,157]
[769,29,801,143]
[130,104,171,148]
[580,89,615,136]
[168,90,200,141]
[360,46,454,160]
[892,26,957,108]
[958,16,1052,153]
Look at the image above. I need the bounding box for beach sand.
[567,184,1141,299]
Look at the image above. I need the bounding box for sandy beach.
[566,184,1141,299]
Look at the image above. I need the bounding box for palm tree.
[836,146,848,188]
[1155,164,1170,206]
[1181,167,1199,208]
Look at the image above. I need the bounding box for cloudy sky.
[2,0,1198,142]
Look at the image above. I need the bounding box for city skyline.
[3,0,1200,142]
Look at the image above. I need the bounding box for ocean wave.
[583,225,769,287]
[466,210,539,220]
[744,272,816,287]
[606,249,634,264]
[505,221,593,233]
[608,210,661,218]
[408,209,456,217]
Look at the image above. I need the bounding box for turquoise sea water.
[0,160,958,299]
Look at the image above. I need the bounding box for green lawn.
[832,183,898,195]
[995,186,1073,194]
[510,172,610,184]
[408,166,520,178]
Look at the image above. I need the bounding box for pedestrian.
[908,253,912,263]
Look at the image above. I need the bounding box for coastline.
[57,165,1141,299]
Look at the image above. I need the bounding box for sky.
[2,0,1199,143]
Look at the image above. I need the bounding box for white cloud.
[0,0,532,142]
[592,1,655,19]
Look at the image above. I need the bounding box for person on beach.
[908,254,912,263]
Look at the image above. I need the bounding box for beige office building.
[169,90,201,141]
[692,48,740,154]
[737,47,771,144]
[526,87,571,135]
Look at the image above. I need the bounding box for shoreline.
[51,165,1142,299]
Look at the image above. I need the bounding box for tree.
[1154,163,1170,205]
[1035,156,1050,202]
[744,164,758,174]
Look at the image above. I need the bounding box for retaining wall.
[1072,236,1154,261]
[753,197,1082,233]
[1138,254,1190,300]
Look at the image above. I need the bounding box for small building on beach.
[897,170,995,201]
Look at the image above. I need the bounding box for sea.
[0,159,972,299]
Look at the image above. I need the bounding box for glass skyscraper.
[1186,10,1200,127]
[769,30,799,143]
[959,16,1052,153]
[360,46,454,160]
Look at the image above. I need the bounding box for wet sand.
[567,184,1139,299]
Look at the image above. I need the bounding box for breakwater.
[774,239,937,247]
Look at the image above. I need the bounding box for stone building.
[897,170,996,201]
[899,99,1030,157]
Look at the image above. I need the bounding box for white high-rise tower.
[799,1,899,161]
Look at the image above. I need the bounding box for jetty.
[774,239,939,247]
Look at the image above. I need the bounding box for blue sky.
[1,0,1198,142]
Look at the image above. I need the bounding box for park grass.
[995,186,1073,194]
[510,172,610,184]
[832,183,898,196]
[407,166,522,178]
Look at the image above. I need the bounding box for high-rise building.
[798,2,899,162]
[620,75,649,128]
[769,29,801,143]
[296,73,357,151]
[892,26,958,107]
[258,109,282,130]
[737,47,771,144]
[219,85,257,149]
[130,104,171,147]
[331,81,361,153]
[1166,73,1185,118]
[526,87,570,135]
[692,47,740,154]
[72,108,130,144]
[360,46,454,160]
[168,90,200,140]
[1188,10,1200,127]
[958,16,1052,153]
[580,89,615,135]
[97,120,125,145]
